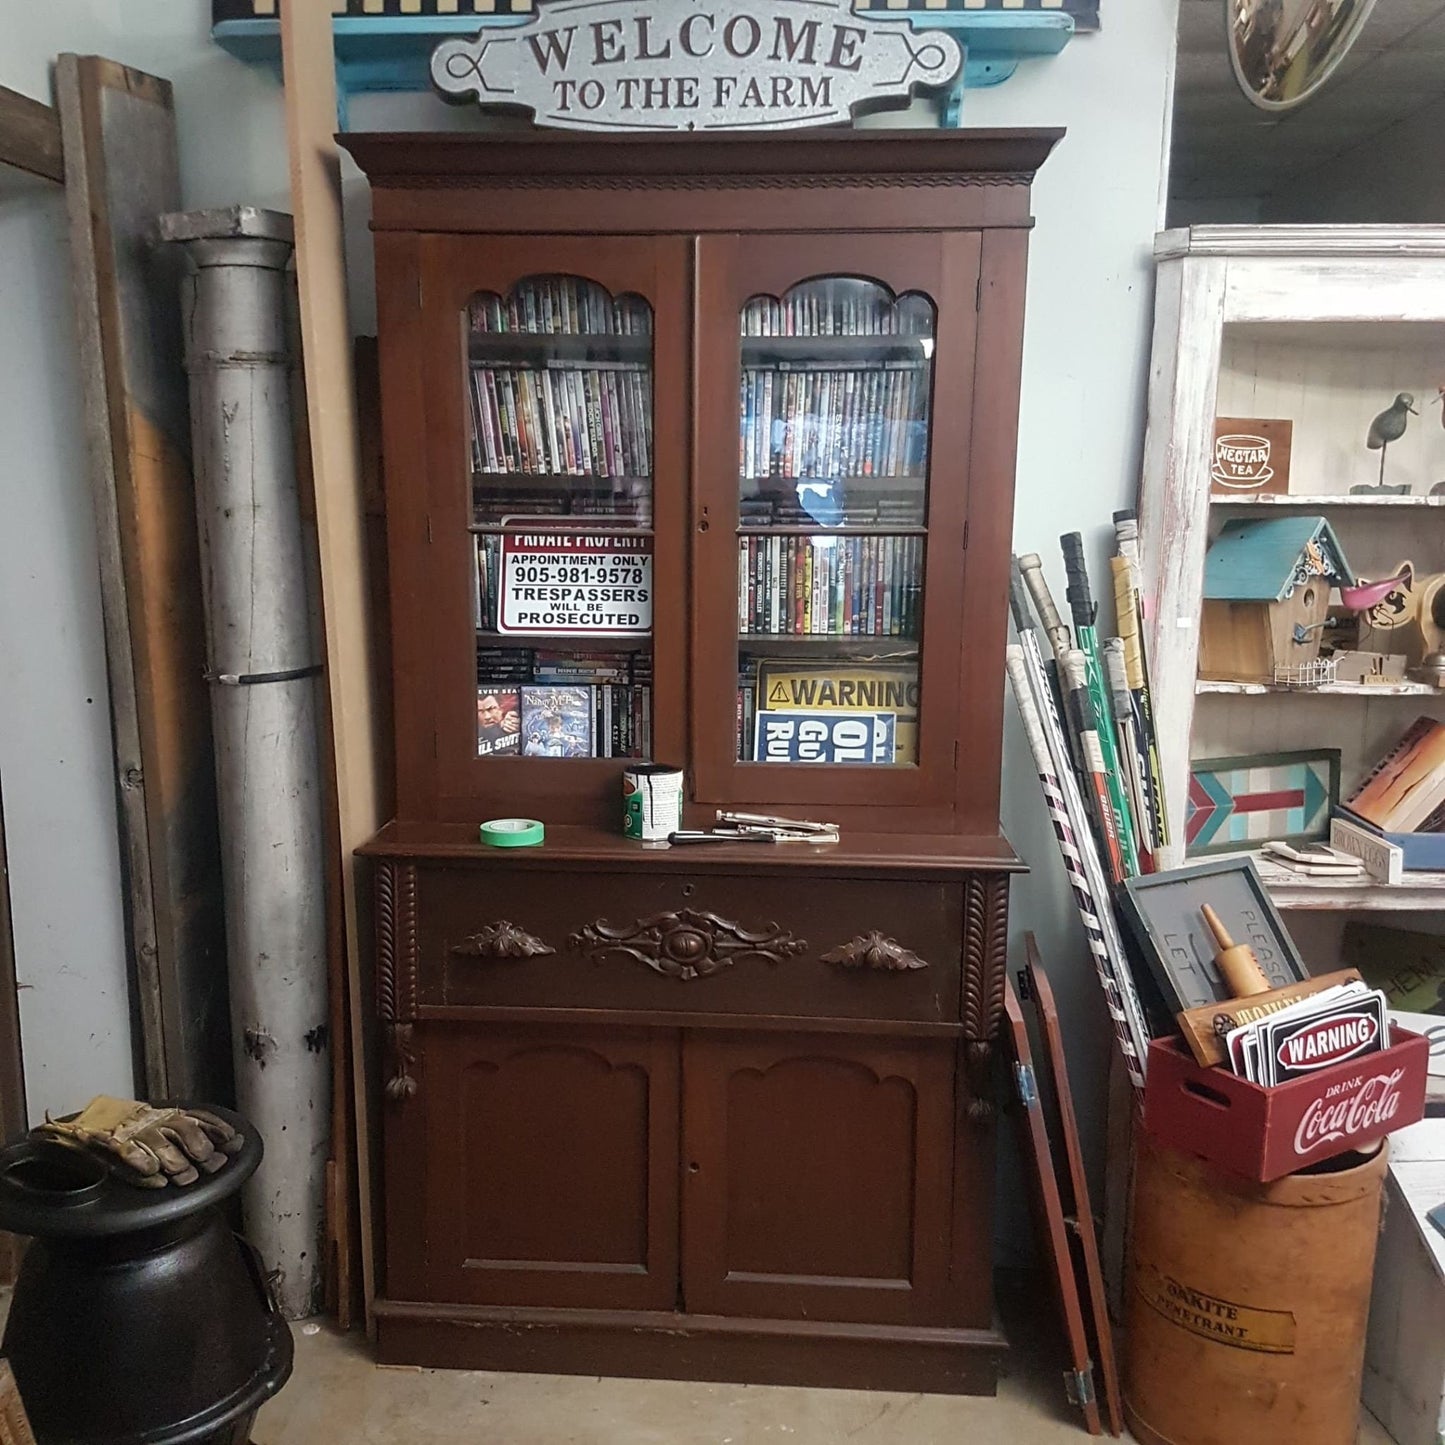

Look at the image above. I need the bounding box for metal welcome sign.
[431,0,964,132]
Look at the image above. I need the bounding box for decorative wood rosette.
[961,873,1010,1120]
[376,859,420,1100]
[451,922,555,960]
[821,931,928,972]
[568,907,806,982]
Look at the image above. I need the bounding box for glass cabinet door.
[412,236,689,822]
[693,235,982,823]
[468,276,655,761]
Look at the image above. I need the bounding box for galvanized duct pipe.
[160,207,328,1319]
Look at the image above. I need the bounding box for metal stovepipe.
[160,206,328,1319]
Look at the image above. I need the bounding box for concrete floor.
[251,1322,1398,1445]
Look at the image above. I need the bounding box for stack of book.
[469,363,652,479]
[739,364,929,481]
[737,535,923,638]
[1336,716,1445,871]
[741,292,931,338]
[476,649,652,759]
[470,282,652,336]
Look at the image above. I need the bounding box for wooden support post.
[0,84,63,184]
[280,3,384,1331]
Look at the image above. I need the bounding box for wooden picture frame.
[1186,748,1339,857]
[1118,856,1309,1017]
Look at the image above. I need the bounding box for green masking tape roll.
[479,818,545,848]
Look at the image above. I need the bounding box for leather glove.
[38,1097,243,1189]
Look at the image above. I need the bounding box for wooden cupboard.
[346,127,1057,1392]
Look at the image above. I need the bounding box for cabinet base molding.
[372,1298,1006,1395]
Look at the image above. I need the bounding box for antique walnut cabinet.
[345,127,1058,1392]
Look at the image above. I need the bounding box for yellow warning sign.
[1134,1262,1297,1355]
[756,662,919,765]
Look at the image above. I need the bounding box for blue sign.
[755,709,896,765]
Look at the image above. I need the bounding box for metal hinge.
[1064,1365,1096,1408]
[962,519,970,552]
[432,731,439,759]
[426,514,434,544]
[975,275,983,312]
[1013,1060,1038,1109]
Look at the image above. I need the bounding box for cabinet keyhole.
[688,1161,700,1174]
[682,883,695,897]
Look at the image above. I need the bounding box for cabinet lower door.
[681,1032,957,1326]
[419,1023,680,1310]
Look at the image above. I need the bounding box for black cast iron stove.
[0,1105,292,1444]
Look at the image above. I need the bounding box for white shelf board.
[1211,493,1445,509]
[1252,854,1445,911]
[1196,679,1439,697]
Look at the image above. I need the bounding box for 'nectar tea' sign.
[431,0,962,132]
[1210,417,1292,497]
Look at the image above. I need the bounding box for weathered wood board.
[280,5,386,1330]
[56,55,230,1103]
[0,84,62,183]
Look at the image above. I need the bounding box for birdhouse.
[1198,517,1355,684]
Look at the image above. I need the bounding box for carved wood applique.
[568,908,806,982]
[451,922,555,960]
[821,931,928,972]
[376,859,420,1100]
[961,872,1010,1120]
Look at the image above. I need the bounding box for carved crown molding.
[569,907,806,981]
[394,170,1034,192]
[822,931,928,972]
[451,922,555,960]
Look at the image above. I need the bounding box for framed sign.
[497,530,652,636]
[1187,749,1339,857]
[1210,417,1292,497]
[431,0,964,132]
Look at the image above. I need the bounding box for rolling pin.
[1201,904,1270,997]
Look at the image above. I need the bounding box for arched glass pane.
[735,279,935,768]
[466,276,654,760]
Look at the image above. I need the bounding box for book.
[1344,716,1445,833]
[520,686,594,758]
[476,687,522,757]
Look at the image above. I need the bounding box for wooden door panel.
[682,1033,956,1325]
[420,1023,679,1310]
[400,234,690,824]
[691,231,983,829]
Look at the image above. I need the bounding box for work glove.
[37,1096,243,1189]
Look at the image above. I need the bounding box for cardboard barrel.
[1125,1130,1387,1445]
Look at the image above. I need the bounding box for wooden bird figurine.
[1366,392,1418,489]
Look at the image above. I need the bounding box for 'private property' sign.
[431,0,963,132]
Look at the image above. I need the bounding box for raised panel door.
[418,1023,680,1310]
[680,1031,957,1326]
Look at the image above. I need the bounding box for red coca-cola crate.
[1143,1025,1429,1182]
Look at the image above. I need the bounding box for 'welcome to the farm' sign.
[431,0,963,132]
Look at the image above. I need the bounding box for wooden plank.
[280,4,385,1331]
[1002,977,1102,1436]
[55,55,231,1103]
[0,84,62,184]
[1024,936,1122,1436]
[0,1362,37,1445]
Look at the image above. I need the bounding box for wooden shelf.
[1196,679,1439,697]
[738,525,928,537]
[739,336,930,364]
[471,521,651,535]
[738,636,918,657]
[469,333,652,364]
[1253,854,1445,911]
[476,631,651,651]
[1211,493,1445,509]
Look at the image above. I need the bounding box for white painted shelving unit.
[1139,226,1445,920]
